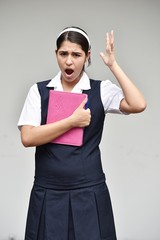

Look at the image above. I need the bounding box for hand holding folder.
[46,90,88,146]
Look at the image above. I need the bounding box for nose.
[66,55,72,65]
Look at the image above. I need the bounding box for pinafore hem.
[25,182,117,240]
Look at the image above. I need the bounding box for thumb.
[100,52,105,60]
[78,97,88,109]
[100,52,108,65]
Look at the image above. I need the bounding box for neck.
[61,82,75,92]
[61,73,83,92]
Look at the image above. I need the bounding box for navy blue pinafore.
[24,79,117,240]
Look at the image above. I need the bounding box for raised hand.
[100,30,116,67]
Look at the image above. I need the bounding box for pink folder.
[46,90,87,146]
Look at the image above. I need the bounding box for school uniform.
[18,71,124,240]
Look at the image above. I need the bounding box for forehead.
[58,40,83,51]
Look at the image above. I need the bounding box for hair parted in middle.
[56,26,91,66]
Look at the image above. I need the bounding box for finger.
[99,52,106,64]
[99,52,105,58]
[110,30,114,50]
[106,32,111,53]
[78,97,88,109]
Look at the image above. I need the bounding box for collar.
[46,71,91,93]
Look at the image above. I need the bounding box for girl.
[18,26,146,240]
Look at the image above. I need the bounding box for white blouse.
[18,71,124,128]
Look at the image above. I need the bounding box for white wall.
[0,0,159,239]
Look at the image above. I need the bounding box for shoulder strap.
[37,80,52,125]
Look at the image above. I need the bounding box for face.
[56,40,90,87]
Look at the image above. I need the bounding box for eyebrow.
[59,50,82,55]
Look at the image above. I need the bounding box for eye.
[59,51,68,56]
[73,52,81,57]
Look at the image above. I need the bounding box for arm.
[21,99,91,147]
[100,31,147,113]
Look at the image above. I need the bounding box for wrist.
[66,115,75,128]
[108,60,118,70]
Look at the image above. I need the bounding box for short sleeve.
[17,84,41,129]
[100,80,124,114]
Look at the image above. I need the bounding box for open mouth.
[65,69,74,75]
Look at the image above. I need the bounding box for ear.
[85,51,91,62]
[55,49,58,55]
[85,51,91,66]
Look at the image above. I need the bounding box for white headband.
[58,27,91,49]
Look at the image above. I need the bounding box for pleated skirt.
[24,182,117,240]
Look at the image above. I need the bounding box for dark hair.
[56,26,91,66]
